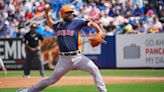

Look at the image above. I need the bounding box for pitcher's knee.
[46,77,57,85]
[90,66,99,75]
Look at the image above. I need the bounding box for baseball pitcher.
[17,4,107,92]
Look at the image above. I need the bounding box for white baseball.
[45,4,50,9]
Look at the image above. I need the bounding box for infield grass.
[0,82,164,92]
[0,69,164,77]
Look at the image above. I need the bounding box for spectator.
[115,0,124,11]
[113,10,125,26]
[121,19,137,34]
[0,0,163,38]
[97,0,106,11]
[124,0,133,18]
[0,10,8,20]
[71,0,83,10]
[102,2,111,15]
[0,20,11,38]
[158,8,164,23]
[138,21,148,33]
[99,11,113,31]
[132,20,140,33]
[133,3,144,17]
[105,20,116,36]
[47,0,70,20]
[132,0,143,10]
[34,4,44,20]
[88,3,100,22]
[24,10,33,20]
[17,16,28,36]
[148,16,162,33]
[119,3,126,16]
[108,4,115,17]
[146,9,155,27]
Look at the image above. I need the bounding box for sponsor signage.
[0,38,25,69]
[116,33,164,68]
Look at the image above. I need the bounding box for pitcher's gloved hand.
[88,32,106,47]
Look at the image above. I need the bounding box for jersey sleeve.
[52,22,61,33]
[76,19,89,28]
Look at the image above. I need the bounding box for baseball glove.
[88,32,105,47]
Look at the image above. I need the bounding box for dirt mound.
[0,76,164,88]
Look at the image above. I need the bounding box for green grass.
[0,69,164,77]
[0,82,164,92]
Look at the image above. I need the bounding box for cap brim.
[62,11,74,14]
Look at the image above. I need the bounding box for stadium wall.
[0,33,164,69]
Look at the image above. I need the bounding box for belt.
[60,51,80,56]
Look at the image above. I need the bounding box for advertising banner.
[0,38,25,69]
[0,37,59,70]
[116,33,164,68]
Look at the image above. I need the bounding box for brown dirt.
[0,76,164,88]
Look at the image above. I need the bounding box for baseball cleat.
[23,75,30,78]
[16,88,28,92]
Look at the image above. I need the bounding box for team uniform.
[54,18,87,52]
[22,18,107,92]
[23,29,45,77]
[17,5,107,92]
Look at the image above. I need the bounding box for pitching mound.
[0,76,164,88]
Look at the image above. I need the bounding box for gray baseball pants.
[28,53,107,92]
[24,48,45,77]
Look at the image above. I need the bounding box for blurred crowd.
[0,0,164,38]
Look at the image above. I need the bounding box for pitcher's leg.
[28,56,73,92]
[75,55,107,92]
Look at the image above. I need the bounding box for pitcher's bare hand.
[45,4,51,14]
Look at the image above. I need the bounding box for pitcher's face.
[62,11,74,22]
